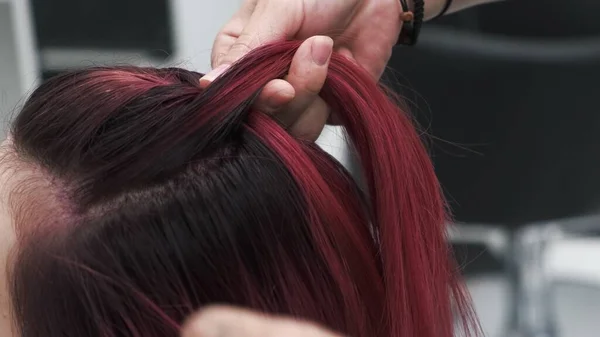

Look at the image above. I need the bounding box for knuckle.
[211,52,227,68]
[215,34,256,65]
[232,39,254,55]
[299,76,325,97]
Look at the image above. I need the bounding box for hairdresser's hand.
[200,0,403,140]
[208,0,401,79]
[182,306,342,337]
[201,36,333,141]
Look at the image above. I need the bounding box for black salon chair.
[30,0,173,79]
[387,1,600,336]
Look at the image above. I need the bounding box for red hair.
[8,40,479,337]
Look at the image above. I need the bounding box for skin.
[253,35,333,141]
[181,306,343,337]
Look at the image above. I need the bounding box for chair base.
[452,215,600,337]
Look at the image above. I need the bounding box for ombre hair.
[7,40,479,337]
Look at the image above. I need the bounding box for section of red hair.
[237,40,479,337]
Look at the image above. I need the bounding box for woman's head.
[1,41,478,337]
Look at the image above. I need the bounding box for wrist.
[396,0,450,45]
[406,0,451,20]
[397,0,424,45]
[426,0,449,20]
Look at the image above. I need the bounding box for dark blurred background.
[385,2,600,336]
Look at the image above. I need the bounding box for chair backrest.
[31,0,173,57]
[387,2,600,226]
[477,0,600,38]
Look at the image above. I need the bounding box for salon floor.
[465,237,600,337]
[319,131,600,337]
[469,275,600,337]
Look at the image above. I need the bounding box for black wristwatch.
[396,0,425,45]
[397,0,454,45]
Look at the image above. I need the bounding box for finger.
[202,0,303,87]
[210,0,258,69]
[254,79,296,115]
[288,97,330,142]
[276,35,333,128]
[199,64,230,88]
[181,306,341,337]
[214,0,296,67]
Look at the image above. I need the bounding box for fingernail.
[199,64,230,86]
[311,37,333,66]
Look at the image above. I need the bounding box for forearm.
[423,0,500,20]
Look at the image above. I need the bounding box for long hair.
[7,40,478,337]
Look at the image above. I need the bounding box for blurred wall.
[0,4,21,135]
[0,0,38,137]
[169,0,243,72]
